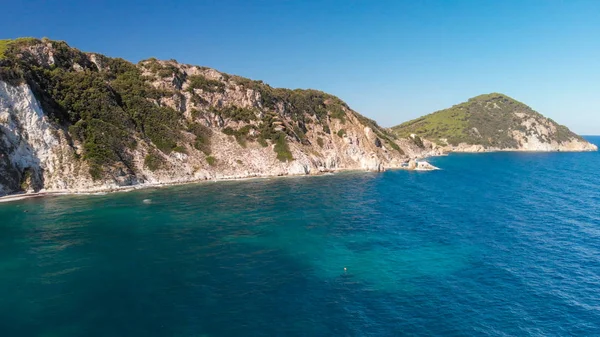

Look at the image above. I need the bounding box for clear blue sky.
[2,0,599,134]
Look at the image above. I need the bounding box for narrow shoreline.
[0,165,427,204]
[3,144,594,204]
[0,172,300,204]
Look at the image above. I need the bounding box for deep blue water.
[1,137,600,336]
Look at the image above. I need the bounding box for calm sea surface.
[1,137,600,336]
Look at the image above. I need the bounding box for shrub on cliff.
[329,103,346,123]
[144,151,165,172]
[217,106,257,122]
[188,122,212,155]
[274,133,293,162]
[206,156,217,166]
[188,75,225,93]
[412,135,424,148]
[317,137,324,148]
[0,40,11,60]
[223,125,254,147]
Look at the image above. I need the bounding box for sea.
[1,137,600,336]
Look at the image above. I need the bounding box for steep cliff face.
[392,93,597,153]
[0,82,69,194]
[0,38,409,196]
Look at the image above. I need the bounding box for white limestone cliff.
[0,79,410,197]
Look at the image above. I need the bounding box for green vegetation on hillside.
[394,104,470,145]
[0,40,10,60]
[215,106,257,122]
[223,125,254,147]
[317,137,324,148]
[274,133,293,162]
[392,93,581,147]
[411,135,424,148]
[353,113,403,154]
[232,76,343,125]
[0,37,405,179]
[187,122,212,155]
[206,156,217,166]
[329,103,346,123]
[0,39,192,178]
[188,75,225,93]
[0,38,40,60]
[144,151,165,171]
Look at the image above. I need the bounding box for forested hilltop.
[0,38,415,196]
[392,93,596,153]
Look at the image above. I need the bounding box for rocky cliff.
[392,93,597,154]
[0,38,413,197]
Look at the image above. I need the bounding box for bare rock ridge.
[0,38,416,196]
[392,93,597,155]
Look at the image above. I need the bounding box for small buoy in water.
[143,199,152,204]
[344,267,347,272]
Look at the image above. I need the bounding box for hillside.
[392,93,597,152]
[0,38,415,197]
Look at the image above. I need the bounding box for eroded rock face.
[0,81,59,194]
[0,82,103,195]
[0,38,419,196]
[0,75,409,196]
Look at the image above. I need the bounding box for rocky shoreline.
[410,137,598,159]
[0,162,440,203]
[6,139,598,203]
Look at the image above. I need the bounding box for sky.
[2,0,599,134]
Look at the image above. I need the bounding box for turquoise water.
[1,137,600,336]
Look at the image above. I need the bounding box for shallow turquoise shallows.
[1,137,600,336]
